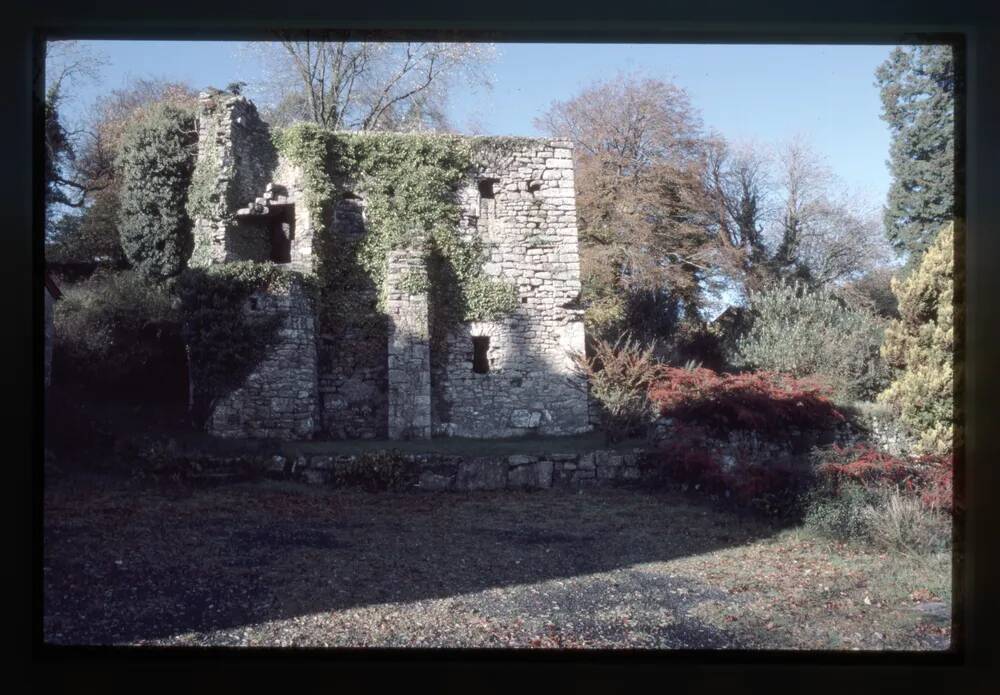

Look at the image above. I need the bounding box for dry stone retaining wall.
[266,447,648,490]
[146,414,867,491]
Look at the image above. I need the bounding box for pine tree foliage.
[878,222,955,455]
[875,45,955,263]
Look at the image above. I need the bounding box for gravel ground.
[42,474,951,650]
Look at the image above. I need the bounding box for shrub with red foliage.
[917,454,953,513]
[647,367,844,435]
[813,443,953,514]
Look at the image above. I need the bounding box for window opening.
[478,179,496,199]
[472,336,490,374]
[269,205,293,263]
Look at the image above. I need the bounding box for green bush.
[116,103,198,280]
[804,482,950,554]
[804,481,881,542]
[45,189,126,265]
[736,281,890,402]
[52,269,180,386]
[878,222,955,456]
[574,335,660,441]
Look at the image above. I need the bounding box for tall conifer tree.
[875,45,955,264]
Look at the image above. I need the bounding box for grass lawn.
[42,471,951,649]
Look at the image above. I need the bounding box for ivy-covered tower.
[187,90,591,441]
[187,91,320,439]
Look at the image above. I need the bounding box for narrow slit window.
[472,336,490,374]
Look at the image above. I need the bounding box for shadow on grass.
[42,473,785,645]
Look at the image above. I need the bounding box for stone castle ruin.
[188,91,591,441]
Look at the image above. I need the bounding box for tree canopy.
[536,74,713,338]
[242,37,494,131]
[878,222,955,455]
[537,72,893,346]
[115,102,198,280]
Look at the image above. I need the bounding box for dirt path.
[42,474,951,649]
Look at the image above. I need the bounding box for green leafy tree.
[878,222,955,455]
[875,45,955,263]
[45,78,199,265]
[116,102,198,280]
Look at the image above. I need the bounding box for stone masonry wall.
[188,99,592,441]
[317,327,387,439]
[266,447,648,489]
[648,416,865,471]
[431,139,591,438]
[316,187,388,439]
[386,246,432,439]
[189,92,278,268]
[207,276,319,439]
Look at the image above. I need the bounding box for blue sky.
[56,40,897,206]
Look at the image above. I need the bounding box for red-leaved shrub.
[647,367,844,434]
[813,443,953,514]
[917,454,954,513]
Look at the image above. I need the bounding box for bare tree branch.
[244,40,494,132]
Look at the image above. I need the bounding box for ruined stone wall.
[269,447,648,489]
[316,187,388,439]
[431,139,591,438]
[189,102,592,441]
[269,158,318,272]
[386,246,432,439]
[317,327,387,439]
[207,277,319,439]
[189,92,279,268]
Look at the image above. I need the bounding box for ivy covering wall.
[272,124,519,341]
